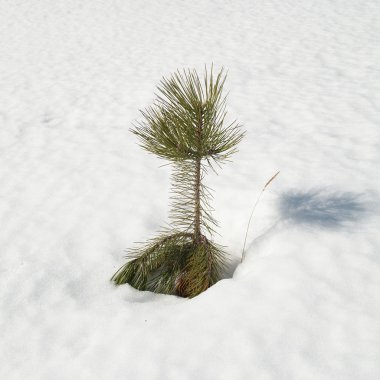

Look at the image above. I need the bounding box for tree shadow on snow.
[278,189,375,229]
[240,189,378,266]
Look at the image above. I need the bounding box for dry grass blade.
[264,170,280,190]
[241,171,280,263]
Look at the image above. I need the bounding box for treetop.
[132,67,244,163]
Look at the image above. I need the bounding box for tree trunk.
[194,158,201,243]
[194,106,203,243]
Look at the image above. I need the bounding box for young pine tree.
[111,67,244,298]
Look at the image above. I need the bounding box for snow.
[1,0,380,379]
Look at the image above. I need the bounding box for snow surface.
[1,0,380,379]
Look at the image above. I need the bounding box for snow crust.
[1,1,379,379]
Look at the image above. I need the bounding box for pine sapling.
[111,67,244,298]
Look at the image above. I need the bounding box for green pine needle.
[111,232,228,298]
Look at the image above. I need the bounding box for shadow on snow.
[278,189,375,229]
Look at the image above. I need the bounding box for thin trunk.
[194,106,203,243]
[194,158,201,243]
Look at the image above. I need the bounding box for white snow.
[1,0,380,379]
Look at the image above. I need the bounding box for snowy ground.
[1,1,380,379]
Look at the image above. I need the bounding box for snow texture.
[1,0,380,379]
